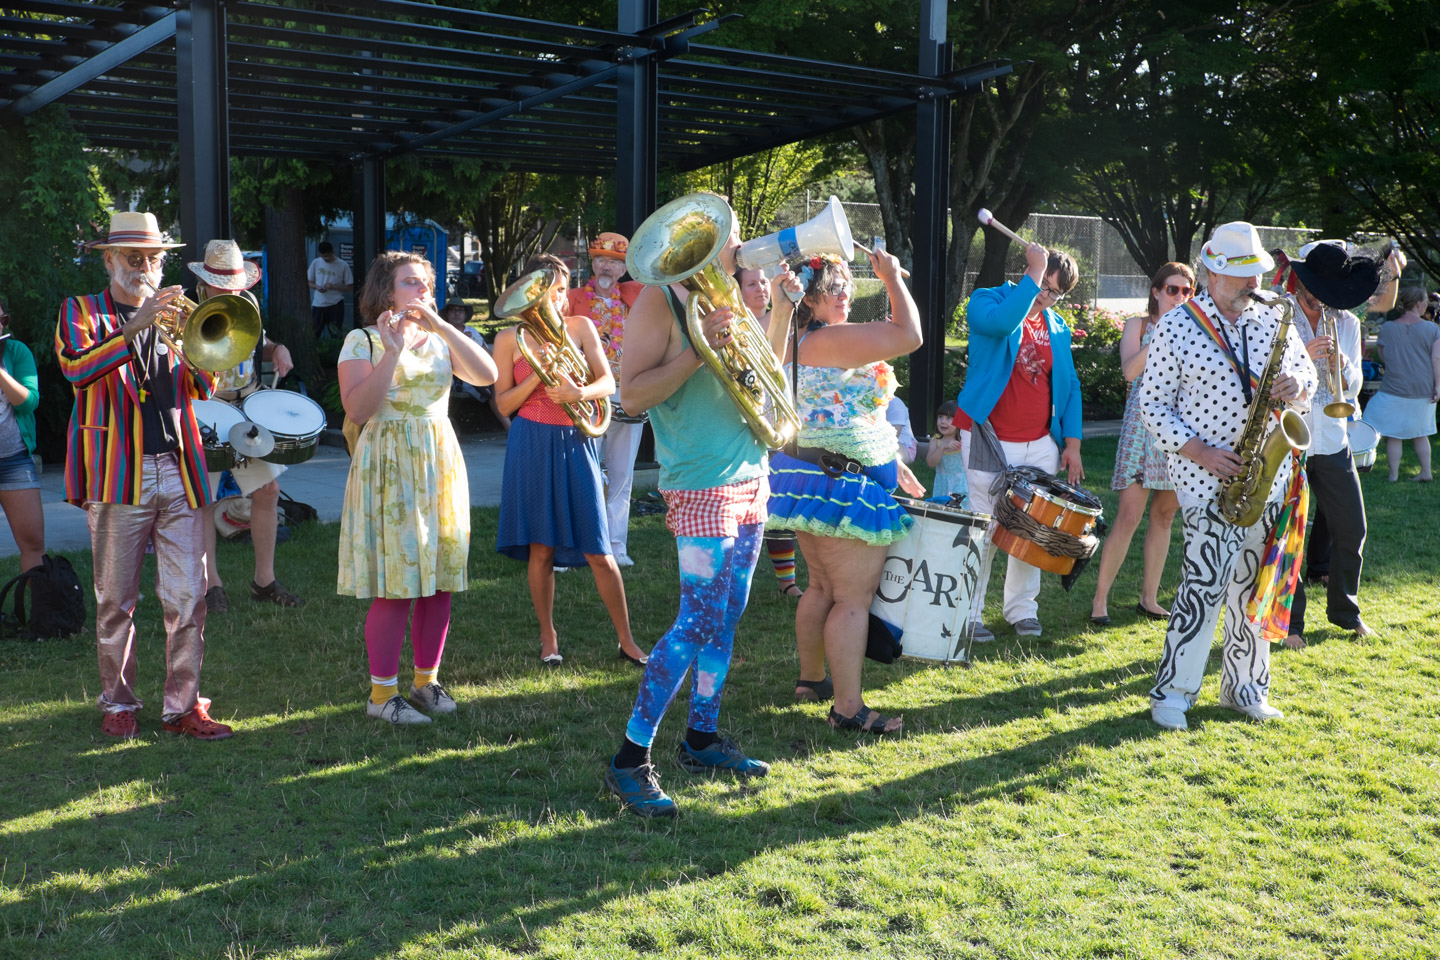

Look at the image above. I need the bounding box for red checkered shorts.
[661,475,769,539]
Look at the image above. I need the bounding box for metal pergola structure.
[0,0,1008,428]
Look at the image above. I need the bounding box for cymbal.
[229,421,275,459]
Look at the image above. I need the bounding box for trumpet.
[626,193,800,449]
[141,281,262,373]
[1318,305,1356,419]
[493,268,611,438]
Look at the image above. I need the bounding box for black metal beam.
[353,156,386,291]
[2,11,176,118]
[909,0,953,438]
[176,0,228,258]
[615,0,658,237]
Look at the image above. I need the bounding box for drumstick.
[852,240,911,278]
[976,208,1027,247]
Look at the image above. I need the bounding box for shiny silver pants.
[89,453,208,720]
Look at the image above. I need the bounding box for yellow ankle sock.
[413,667,438,688]
[370,676,399,705]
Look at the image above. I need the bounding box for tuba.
[1216,291,1312,526]
[493,268,611,438]
[626,193,800,449]
[143,281,262,373]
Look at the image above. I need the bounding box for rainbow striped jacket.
[54,289,217,508]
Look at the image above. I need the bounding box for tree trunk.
[263,187,317,382]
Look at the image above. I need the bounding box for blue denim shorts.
[0,449,39,491]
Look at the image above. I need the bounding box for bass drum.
[191,398,247,472]
[241,390,327,465]
[868,497,992,666]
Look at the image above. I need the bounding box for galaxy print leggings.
[624,525,763,748]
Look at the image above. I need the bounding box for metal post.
[615,0,658,236]
[908,0,953,440]
[176,0,229,261]
[353,157,386,292]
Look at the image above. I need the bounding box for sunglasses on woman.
[1163,283,1194,297]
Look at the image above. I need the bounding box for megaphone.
[736,195,855,271]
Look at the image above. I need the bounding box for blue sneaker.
[677,737,771,777]
[605,759,678,819]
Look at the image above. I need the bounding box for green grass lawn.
[2,438,1438,959]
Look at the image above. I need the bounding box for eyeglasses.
[1040,283,1068,303]
[818,281,854,298]
[1164,283,1194,298]
[122,252,167,269]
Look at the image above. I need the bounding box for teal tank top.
[648,289,767,491]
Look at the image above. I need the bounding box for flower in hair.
[809,256,824,270]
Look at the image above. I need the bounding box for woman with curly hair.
[337,252,498,724]
[765,251,924,735]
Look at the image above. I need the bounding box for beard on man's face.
[109,260,161,298]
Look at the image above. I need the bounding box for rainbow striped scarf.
[1245,452,1309,642]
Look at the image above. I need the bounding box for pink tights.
[365,593,452,677]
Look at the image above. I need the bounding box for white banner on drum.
[869,498,991,665]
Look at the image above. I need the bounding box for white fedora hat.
[92,211,184,250]
[187,239,261,290]
[1200,221,1275,278]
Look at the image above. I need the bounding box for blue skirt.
[496,417,610,568]
[765,451,912,546]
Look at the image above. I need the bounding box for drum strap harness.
[988,471,1102,563]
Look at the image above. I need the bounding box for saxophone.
[1216,291,1312,527]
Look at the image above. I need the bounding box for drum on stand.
[990,469,1104,576]
[1350,420,1379,472]
[241,390,327,465]
[191,398,247,472]
[869,497,991,666]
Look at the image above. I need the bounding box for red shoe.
[100,710,137,739]
[162,701,234,740]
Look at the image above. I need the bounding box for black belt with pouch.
[783,443,866,480]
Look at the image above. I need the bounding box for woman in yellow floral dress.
[337,252,497,725]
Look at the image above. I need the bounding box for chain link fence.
[778,193,1383,315]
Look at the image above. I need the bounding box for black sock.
[685,727,719,751]
[614,737,650,769]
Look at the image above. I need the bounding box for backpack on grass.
[0,554,86,641]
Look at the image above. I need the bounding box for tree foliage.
[0,106,111,460]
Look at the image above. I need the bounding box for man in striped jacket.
[55,211,233,740]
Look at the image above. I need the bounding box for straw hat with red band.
[92,211,184,250]
[187,239,261,291]
[589,232,629,260]
[1200,221,1275,278]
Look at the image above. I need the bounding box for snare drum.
[241,390,327,465]
[1350,420,1379,472]
[191,398,247,472]
[869,498,991,665]
[990,470,1104,576]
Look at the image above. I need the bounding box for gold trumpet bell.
[168,293,263,372]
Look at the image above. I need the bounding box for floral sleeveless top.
[795,359,899,465]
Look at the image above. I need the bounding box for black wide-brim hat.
[1289,242,1383,310]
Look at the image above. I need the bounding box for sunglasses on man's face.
[122,252,167,269]
[1163,284,1194,298]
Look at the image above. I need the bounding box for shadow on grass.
[2,644,1171,959]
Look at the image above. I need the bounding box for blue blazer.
[957,275,1083,444]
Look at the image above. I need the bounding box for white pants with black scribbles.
[1149,501,1282,713]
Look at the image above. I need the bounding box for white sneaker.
[1220,699,1283,722]
[614,553,635,568]
[970,621,995,642]
[1151,704,1188,731]
[409,682,457,715]
[366,695,432,724]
